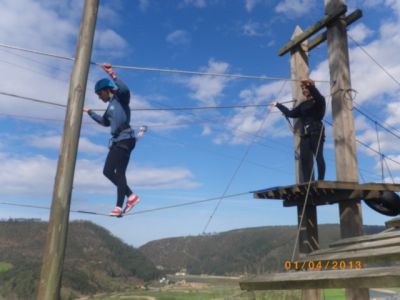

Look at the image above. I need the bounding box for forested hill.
[0,219,159,300]
[139,224,384,275]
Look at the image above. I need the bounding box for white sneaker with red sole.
[124,194,140,213]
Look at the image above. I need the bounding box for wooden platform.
[239,266,400,290]
[305,228,400,263]
[253,181,400,207]
[239,227,400,290]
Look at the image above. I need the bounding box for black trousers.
[300,133,325,182]
[103,137,136,208]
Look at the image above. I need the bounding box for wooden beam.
[326,0,367,298]
[278,4,347,56]
[330,230,400,247]
[239,267,400,290]
[36,1,99,299]
[308,245,400,263]
[309,9,363,51]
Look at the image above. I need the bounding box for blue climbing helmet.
[95,78,115,93]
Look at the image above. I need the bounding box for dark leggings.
[300,134,325,182]
[103,138,136,208]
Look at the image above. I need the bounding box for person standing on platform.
[269,79,326,182]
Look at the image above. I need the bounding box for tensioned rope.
[0,95,295,157]
[290,92,328,262]
[353,103,400,142]
[0,90,296,112]
[324,119,400,169]
[0,42,330,83]
[375,121,385,182]
[0,191,250,218]
[202,80,288,234]
[347,33,400,88]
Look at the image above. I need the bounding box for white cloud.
[213,81,292,144]
[29,135,107,154]
[242,21,264,36]
[348,23,374,43]
[166,30,191,46]
[181,0,207,8]
[139,0,150,12]
[184,59,230,106]
[245,0,262,12]
[382,155,400,173]
[385,101,400,126]
[275,0,316,17]
[129,94,191,131]
[94,29,128,58]
[0,152,200,197]
[0,0,125,124]
[0,0,77,54]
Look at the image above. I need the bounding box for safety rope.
[375,121,385,181]
[290,121,325,262]
[0,90,295,112]
[0,191,250,218]
[202,80,288,233]
[0,42,330,83]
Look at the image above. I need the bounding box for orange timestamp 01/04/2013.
[283,259,363,271]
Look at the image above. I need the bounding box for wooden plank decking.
[239,227,400,290]
[239,266,400,290]
[253,181,400,207]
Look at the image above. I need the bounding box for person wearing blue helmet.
[84,63,140,217]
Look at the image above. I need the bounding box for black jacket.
[276,85,325,128]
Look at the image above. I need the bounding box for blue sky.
[1,0,400,247]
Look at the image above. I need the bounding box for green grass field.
[0,262,13,273]
[83,286,349,300]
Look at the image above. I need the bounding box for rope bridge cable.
[347,33,400,88]
[0,91,67,108]
[383,157,396,184]
[0,90,300,154]
[324,120,400,169]
[201,108,274,234]
[0,42,330,83]
[290,95,329,262]
[0,90,294,112]
[0,191,250,218]
[352,103,400,142]
[0,93,295,155]
[201,80,288,234]
[375,121,385,182]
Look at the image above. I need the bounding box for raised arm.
[102,63,130,105]
[307,84,325,120]
[113,77,130,105]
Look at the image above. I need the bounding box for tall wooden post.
[325,0,368,299]
[290,26,321,300]
[36,1,99,299]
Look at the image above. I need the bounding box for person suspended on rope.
[83,63,140,217]
[269,79,326,182]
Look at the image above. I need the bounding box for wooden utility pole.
[290,26,321,300]
[36,1,99,299]
[324,0,368,299]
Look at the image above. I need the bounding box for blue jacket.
[88,77,133,142]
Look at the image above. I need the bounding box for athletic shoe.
[110,207,123,217]
[124,194,140,213]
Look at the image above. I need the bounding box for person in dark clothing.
[269,79,326,182]
[84,63,140,217]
